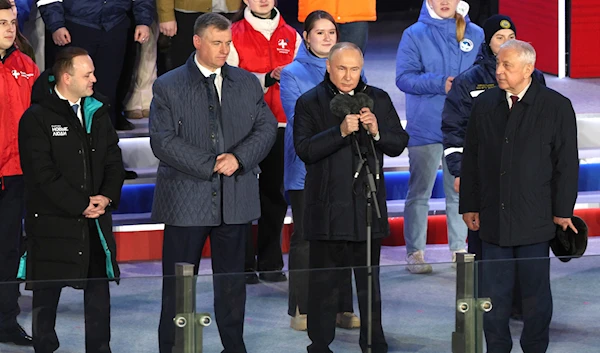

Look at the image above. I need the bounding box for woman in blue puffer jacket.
[396,0,483,274]
[280,10,359,332]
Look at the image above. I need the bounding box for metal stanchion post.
[452,253,492,353]
[173,263,212,353]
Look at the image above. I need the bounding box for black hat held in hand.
[551,216,588,262]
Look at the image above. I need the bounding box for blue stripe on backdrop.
[114,164,600,214]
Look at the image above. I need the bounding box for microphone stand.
[352,133,381,353]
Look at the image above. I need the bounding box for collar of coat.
[495,76,541,111]
[185,54,238,84]
[323,71,368,97]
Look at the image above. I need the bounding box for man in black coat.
[460,40,579,353]
[294,42,409,353]
[18,47,125,353]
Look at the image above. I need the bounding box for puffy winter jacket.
[19,69,125,288]
[37,0,154,33]
[280,42,327,191]
[396,1,483,147]
[0,46,39,181]
[228,7,301,124]
[298,0,376,24]
[442,44,546,177]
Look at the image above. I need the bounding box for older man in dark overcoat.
[149,13,277,353]
[294,42,409,353]
[460,39,579,353]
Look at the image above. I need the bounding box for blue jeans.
[403,143,467,254]
[339,21,369,53]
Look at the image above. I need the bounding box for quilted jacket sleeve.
[132,0,155,27]
[229,76,278,172]
[37,0,64,33]
[149,80,218,181]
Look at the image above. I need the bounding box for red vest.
[231,17,297,124]
[0,48,39,179]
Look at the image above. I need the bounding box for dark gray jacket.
[149,57,277,226]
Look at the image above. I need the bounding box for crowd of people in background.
[1,1,580,353]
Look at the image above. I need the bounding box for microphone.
[354,93,380,183]
[329,94,359,117]
[354,92,374,112]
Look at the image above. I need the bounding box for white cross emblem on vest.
[11,69,20,79]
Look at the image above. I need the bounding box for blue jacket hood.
[418,0,473,27]
[295,41,327,69]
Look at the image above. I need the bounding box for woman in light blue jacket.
[396,0,483,273]
[280,10,359,332]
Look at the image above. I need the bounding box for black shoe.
[245,272,259,285]
[0,324,33,346]
[259,271,287,283]
[115,116,135,131]
[125,170,138,180]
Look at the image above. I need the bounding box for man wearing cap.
[460,39,579,353]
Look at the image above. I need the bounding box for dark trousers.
[32,222,111,353]
[307,240,387,353]
[46,20,130,126]
[472,230,522,315]
[288,191,353,316]
[481,240,552,353]
[159,223,248,353]
[115,12,139,119]
[0,175,25,330]
[245,128,287,272]
[339,22,369,54]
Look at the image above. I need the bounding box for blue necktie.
[72,104,79,115]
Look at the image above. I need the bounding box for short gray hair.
[499,39,536,66]
[193,12,231,37]
[328,42,364,62]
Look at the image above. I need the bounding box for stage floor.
[5,240,600,353]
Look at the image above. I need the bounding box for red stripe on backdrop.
[499,0,559,75]
[570,0,600,78]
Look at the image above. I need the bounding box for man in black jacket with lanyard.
[294,42,409,353]
[19,47,125,353]
[460,39,579,353]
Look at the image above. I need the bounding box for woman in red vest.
[227,0,301,284]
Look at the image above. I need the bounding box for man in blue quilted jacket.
[149,13,277,353]
[37,0,154,130]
